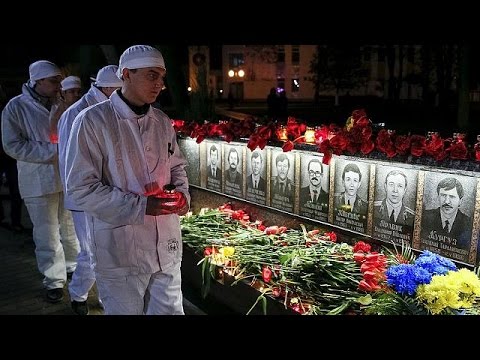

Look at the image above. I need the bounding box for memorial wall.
[179,137,480,267]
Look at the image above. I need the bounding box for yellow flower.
[219,246,235,257]
[345,116,354,131]
[416,269,480,314]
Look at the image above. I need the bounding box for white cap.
[94,65,123,88]
[116,45,166,79]
[28,60,62,86]
[61,76,82,91]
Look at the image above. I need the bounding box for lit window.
[291,78,300,92]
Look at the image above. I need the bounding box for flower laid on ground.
[362,246,480,315]
[416,268,480,314]
[181,206,480,315]
[181,204,365,315]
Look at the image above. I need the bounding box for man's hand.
[146,191,189,216]
[49,99,67,144]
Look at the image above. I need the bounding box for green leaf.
[326,301,350,315]
[246,289,270,315]
[356,294,373,306]
[200,257,211,299]
[279,253,291,265]
[261,295,267,315]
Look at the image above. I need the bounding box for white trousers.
[24,192,80,290]
[68,210,96,302]
[96,262,184,315]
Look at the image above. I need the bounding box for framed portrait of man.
[223,143,244,198]
[332,158,370,234]
[299,152,329,222]
[206,141,222,192]
[246,147,267,205]
[270,149,295,213]
[419,172,477,264]
[178,138,200,186]
[372,165,418,246]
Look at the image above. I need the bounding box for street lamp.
[228,68,245,78]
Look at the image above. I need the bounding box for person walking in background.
[266,87,279,119]
[1,60,79,303]
[278,90,288,119]
[58,65,122,315]
[65,45,190,315]
[49,76,82,144]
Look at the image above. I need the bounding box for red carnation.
[449,141,468,160]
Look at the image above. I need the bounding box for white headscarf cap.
[94,65,123,87]
[61,76,82,91]
[28,60,62,87]
[116,45,166,79]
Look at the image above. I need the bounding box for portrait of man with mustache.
[421,176,473,252]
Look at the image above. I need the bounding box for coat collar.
[110,90,157,120]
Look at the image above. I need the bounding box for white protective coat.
[2,83,79,289]
[65,91,189,280]
[58,85,109,301]
[59,85,108,210]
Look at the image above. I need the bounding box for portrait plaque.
[205,141,223,193]
[299,152,329,222]
[332,158,370,234]
[419,172,477,264]
[372,165,418,246]
[246,147,267,205]
[223,143,245,198]
[270,149,296,213]
[178,138,200,186]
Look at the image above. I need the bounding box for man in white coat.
[58,65,122,315]
[65,45,190,315]
[1,60,79,303]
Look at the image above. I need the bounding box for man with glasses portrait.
[300,158,328,218]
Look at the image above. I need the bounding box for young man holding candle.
[65,45,189,315]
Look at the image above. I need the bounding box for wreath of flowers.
[172,109,478,165]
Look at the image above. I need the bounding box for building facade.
[188,44,458,103]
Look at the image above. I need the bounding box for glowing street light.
[228,69,245,78]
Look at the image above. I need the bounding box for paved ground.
[0,188,205,316]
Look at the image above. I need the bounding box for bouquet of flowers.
[362,246,480,315]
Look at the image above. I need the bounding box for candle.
[304,127,315,143]
[277,125,288,141]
